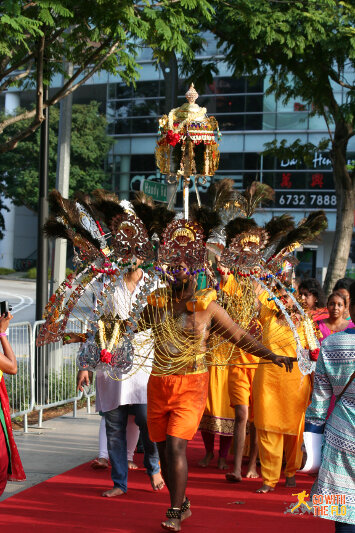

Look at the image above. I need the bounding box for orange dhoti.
[147,372,209,442]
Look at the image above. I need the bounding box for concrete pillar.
[52,64,73,294]
[0,92,21,269]
[120,155,131,200]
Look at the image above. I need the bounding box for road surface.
[0,279,36,324]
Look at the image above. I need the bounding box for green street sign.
[142,180,167,202]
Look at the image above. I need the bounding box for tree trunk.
[323,123,355,295]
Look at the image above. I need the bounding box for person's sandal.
[161,507,182,531]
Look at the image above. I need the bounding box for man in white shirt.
[76,266,164,497]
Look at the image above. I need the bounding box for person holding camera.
[0,308,26,497]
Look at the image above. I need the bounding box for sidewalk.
[0,408,101,502]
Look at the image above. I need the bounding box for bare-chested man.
[139,265,294,532]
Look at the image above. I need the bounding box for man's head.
[168,263,196,294]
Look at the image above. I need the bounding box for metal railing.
[5,322,34,432]
[4,320,95,431]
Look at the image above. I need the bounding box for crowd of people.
[0,273,354,532]
[67,270,354,532]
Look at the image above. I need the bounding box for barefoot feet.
[218,457,229,470]
[150,472,165,491]
[102,486,125,497]
[198,452,214,468]
[161,518,181,532]
[91,457,109,470]
[256,484,274,493]
[225,471,242,482]
[128,460,138,470]
[285,475,296,487]
[245,466,259,478]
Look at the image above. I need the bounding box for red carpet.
[0,435,333,533]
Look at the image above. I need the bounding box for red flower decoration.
[165,130,181,147]
[310,348,320,361]
[100,349,113,364]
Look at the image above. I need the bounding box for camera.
[0,301,13,317]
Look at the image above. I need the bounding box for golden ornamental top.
[185,83,199,104]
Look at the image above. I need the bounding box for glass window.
[246,95,263,112]
[246,77,264,93]
[216,95,245,113]
[130,99,159,117]
[262,155,276,170]
[244,153,259,170]
[108,84,116,99]
[245,113,263,130]
[276,112,308,129]
[131,117,157,134]
[115,83,133,100]
[262,113,277,130]
[113,119,131,135]
[217,114,244,130]
[214,77,246,94]
[261,173,275,188]
[130,155,156,172]
[135,81,163,99]
[218,153,243,170]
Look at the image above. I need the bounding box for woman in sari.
[0,311,26,496]
[305,281,355,531]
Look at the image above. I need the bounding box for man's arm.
[210,301,294,372]
[77,369,90,392]
[63,332,88,344]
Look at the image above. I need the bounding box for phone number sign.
[275,191,336,208]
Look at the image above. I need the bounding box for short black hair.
[298,278,326,308]
[333,277,354,293]
[327,291,347,306]
[349,281,355,307]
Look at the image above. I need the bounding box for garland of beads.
[275,278,320,352]
[252,276,316,376]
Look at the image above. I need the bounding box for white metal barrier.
[33,318,94,427]
[6,322,34,432]
[5,320,95,431]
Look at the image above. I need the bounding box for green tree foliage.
[0,101,113,211]
[207,0,355,293]
[0,0,213,152]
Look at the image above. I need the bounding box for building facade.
[1,37,354,280]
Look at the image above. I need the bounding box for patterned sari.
[305,329,355,525]
[0,371,26,494]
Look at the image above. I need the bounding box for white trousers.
[98,415,140,461]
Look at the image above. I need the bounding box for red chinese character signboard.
[280,173,292,188]
[310,173,324,188]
